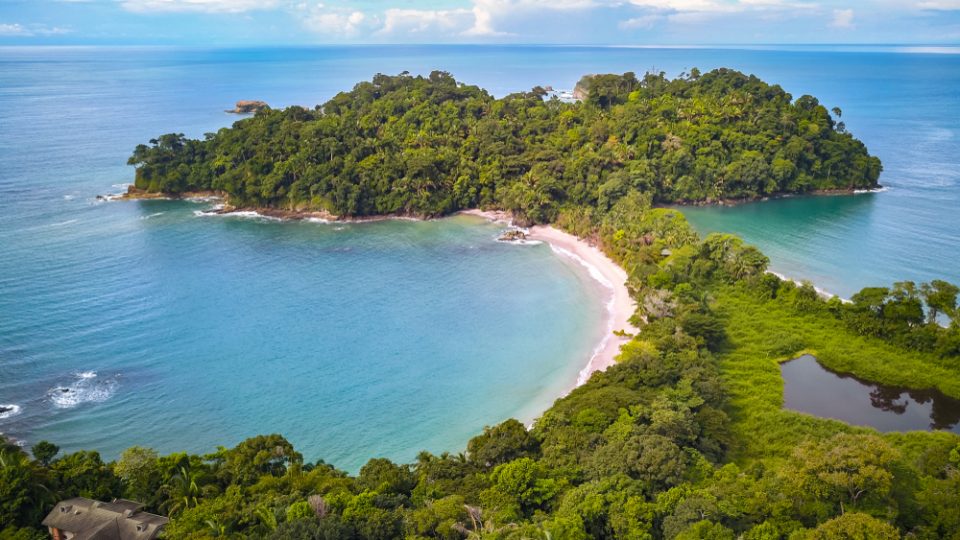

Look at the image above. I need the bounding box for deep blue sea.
[1,45,958,468]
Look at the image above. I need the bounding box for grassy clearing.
[712,284,960,463]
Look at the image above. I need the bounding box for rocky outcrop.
[227,100,269,114]
[110,186,224,201]
[498,229,528,242]
[572,75,594,101]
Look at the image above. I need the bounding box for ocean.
[1,45,958,468]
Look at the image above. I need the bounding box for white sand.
[461,209,639,386]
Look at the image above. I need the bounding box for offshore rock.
[227,100,269,114]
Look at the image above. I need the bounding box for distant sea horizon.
[1,44,958,469]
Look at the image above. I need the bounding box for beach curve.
[461,209,640,387]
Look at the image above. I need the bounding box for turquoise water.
[676,50,960,298]
[0,201,605,470]
[2,45,959,467]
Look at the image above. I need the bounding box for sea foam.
[543,244,620,386]
[0,404,22,420]
[48,371,118,409]
[494,227,544,245]
[547,245,615,289]
[854,186,891,194]
[577,295,617,387]
[194,206,283,221]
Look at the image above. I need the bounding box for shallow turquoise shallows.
[2,45,959,468]
[0,200,606,470]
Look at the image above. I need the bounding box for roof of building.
[42,498,169,540]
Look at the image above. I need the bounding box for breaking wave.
[48,371,118,409]
[0,404,22,420]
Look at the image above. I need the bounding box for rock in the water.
[227,100,269,114]
[498,229,527,242]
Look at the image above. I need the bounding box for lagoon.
[781,355,960,433]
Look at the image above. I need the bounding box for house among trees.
[41,498,168,540]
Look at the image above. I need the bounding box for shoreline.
[116,193,857,379]
[669,185,887,208]
[529,225,639,385]
[169,200,640,390]
[462,209,639,387]
[197,202,642,389]
[767,270,850,303]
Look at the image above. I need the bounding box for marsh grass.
[713,284,960,463]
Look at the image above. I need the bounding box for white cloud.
[0,23,71,37]
[379,8,474,35]
[617,0,822,31]
[916,0,960,8]
[36,26,71,35]
[831,8,854,27]
[464,2,504,36]
[463,0,602,36]
[627,0,814,14]
[619,14,663,28]
[303,4,368,35]
[120,0,281,13]
[0,23,31,36]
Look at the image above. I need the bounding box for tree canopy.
[7,70,959,540]
[128,69,881,223]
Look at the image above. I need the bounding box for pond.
[780,355,960,433]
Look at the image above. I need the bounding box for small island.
[128,69,881,223]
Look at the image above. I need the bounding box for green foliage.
[285,500,314,522]
[781,433,900,518]
[129,70,881,220]
[214,433,302,486]
[482,457,563,521]
[12,70,960,539]
[675,520,736,540]
[0,526,46,540]
[48,450,121,501]
[29,441,58,467]
[466,419,540,469]
[115,446,160,504]
[357,458,416,496]
[0,448,49,528]
[799,512,900,539]
[841,280,960,354]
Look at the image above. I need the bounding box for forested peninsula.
[5,71,960,540]
[126,69,881,221]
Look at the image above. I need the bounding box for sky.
[0,0,959,46]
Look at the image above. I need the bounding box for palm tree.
[453,505,518,539]
[1,448,53,525]
[204,519,227,537]
[161,465,200,516]
[254,505,278,534]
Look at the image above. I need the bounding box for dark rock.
[498,229,527,242]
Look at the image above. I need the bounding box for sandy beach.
[461,209,639,386]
